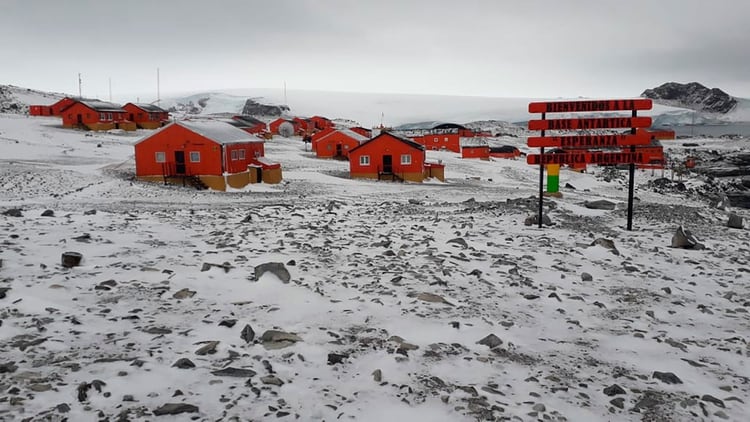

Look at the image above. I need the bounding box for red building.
[230,115,267,135]
[61,100,136,131]
[134,120,281,190]
[310,116,334,131]
[314,129,368,159]
[348,132,445,182]
[392,123,476,153]
[123,103,170,129]
[349,126,372,138]
[269,118,300,136]
[461,138,490,160]
[29,97,84,116]
[489,145,522,159]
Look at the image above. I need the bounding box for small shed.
[269,118,300,136]
[489,145,522,159]
[314,128,368,159]
[461,138,490,160]
[123,103,170,129]
[348,132,444,182]
[29,97,80,116]
[134,120,280,190]
[61,100,136,131]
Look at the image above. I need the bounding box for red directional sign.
[528,116,652,131]
[526,150,659,166]
[527,133,651,149]
[528,99,653,114]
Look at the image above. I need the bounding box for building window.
[433,137,438,143]
[444,137,448,142]
[155,152,166,163]
[401,154,412,165]
[231,150,238,161]
[189,151,200,163]
[100,113,106,120]
[359,155,370,166]
[238,149,246,160]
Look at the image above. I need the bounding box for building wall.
[462,146,490,160]
[349,133,426,180]
[316,132,361,158]
[269,118,297,134]
[123,104,169,128]
[350,127,372,138]
[51,98,76,116]
[134,124,224,177]
[223,142,265,174]
[62,103,128,128]
[29,105,53,116]
[410,133,461,152]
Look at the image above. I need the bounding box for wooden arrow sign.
[528,116,652,131]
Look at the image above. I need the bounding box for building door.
[335,144,343,157]
[174,151,186,175]
[383,155,393,173]
[76,114,83,125]
[130,113,134,121]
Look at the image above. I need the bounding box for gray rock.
[172,358,195,369]
[153,403,199,416]
[83,209,97,215]
[240,324,255,343]
[260,375,284,386]
[652,371,683,384]
[260,330,302,350]
[532,403,546,412]
[603,384,626,396]
[415,292,454,305]
[447,237,468,249]
[590,238,620,255]
[254,262,291,283]
[41,209,55,217]
[701,394,725,408]
[671,226,704,249]
[201,261,233,273]
[327,353,348,365]
[372,369,382,382]
[727,213,744,229]
[477,334,503,349]
[610,397,625,409]
[581,272,593,282]
[61,252,83,268]
[714,194,731,210]
[524,214,553,226]
[218,319,237,328]
[0,287,10,300]
[172,288,196,299]
[2,208,23,217]
[584,200,617,210]
[0,362,18,373]
[194,341,219,355]
[123,395,135,402]
[211,367,257,378]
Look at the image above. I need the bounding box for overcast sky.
[2,0,749,101]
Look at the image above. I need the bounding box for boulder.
[671,226,704,249]
[153,403,199,416]
[524,214,553,226]
[61,252,83,268]
[584,200,616,210]
[590,238,620,256]
[41,209,55,217]
[2,208,23,217]
[727,213,744,229]
[254,262,291,283]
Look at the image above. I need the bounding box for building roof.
[136,120,264,146]
[126,103,169,113]
[350,131,425,154]
[460,137,489,147]
[394,121,467,131]
[78,100,127,113]
[232,115,265,126]
[316,128,369,143]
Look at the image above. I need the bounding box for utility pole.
[78,73,82,98]
[108,78,112,102]
[284,81,287,105]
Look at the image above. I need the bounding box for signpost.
[526,98,654,230]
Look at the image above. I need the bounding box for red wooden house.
[230,115,267,135]
[461,138,490,160]
[61,100,136,131]
[269,118,300,136]
[134,120,281,190]
[123,103,170,129]
[310,116,334,131]
[310,127,335,152]
[348,132,444,182]
[29,97,83,116]
[350,126,372,138]
[314,129,368,159]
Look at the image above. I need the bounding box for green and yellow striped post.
[546,164,560,194]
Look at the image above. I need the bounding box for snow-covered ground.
[1,102,749,422]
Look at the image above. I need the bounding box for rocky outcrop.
[641,82,737,114]
[241,99,289,116]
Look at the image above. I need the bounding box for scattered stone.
[260,330,302,350]
[172,358,196,369]
[172,288,196,299]
[581,272,593,282]
[83,209,97,215]
[590,238,620,255]
[195,341,220,355]
[372,369,382,382]
[415,292,454,306]
[2,208,23,217]
[0,287,10,300]
[671,226,704,249]
[123,395,135,402]
[41,209,55,217]
[254,262,291,283]
[701,394,725,408]
[727,213,744,229]
[603,384,626,396]
[447,237,468,249]
[524,214,553,226]
[201,261,233,273]
[218,319,237,328]
[610,397,625,409]
[261,375,284,386]
[327,353,348,365]
[584,200,617,210]
[532,403,546,412]
[61,252,83,268]
[713,194,730,210]
[652,371,683,384]
[0,361,18,373]
[240,324,256,343]
[56,403,71,413]
[211,367,257,378]
[153,403,199,416]
[477,334,503,349]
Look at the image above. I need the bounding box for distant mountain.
[641,82,737,114]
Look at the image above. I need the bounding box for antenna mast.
[157,67,161,105]
[108,77,112,102]
[78,73,82,97]
[284,81,287,105]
